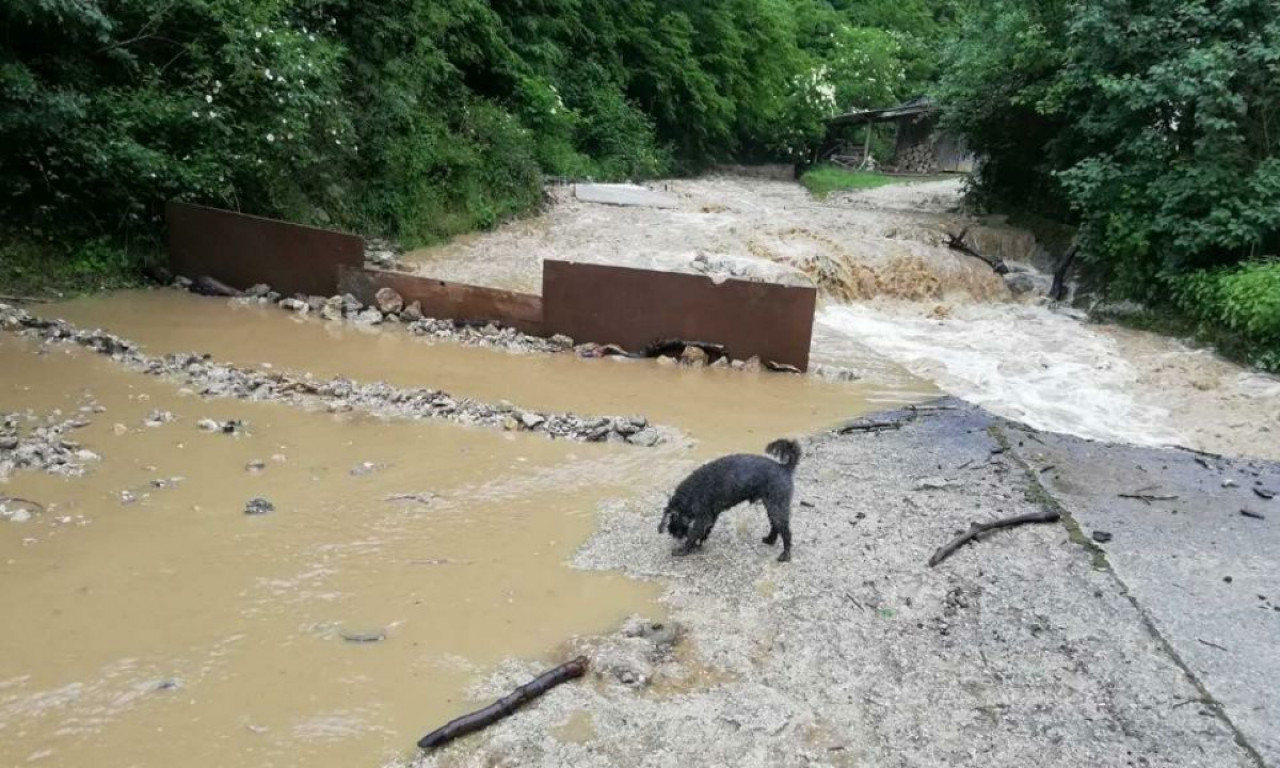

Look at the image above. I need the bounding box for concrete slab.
[1008,427,1279,766]
[574,183,679,209]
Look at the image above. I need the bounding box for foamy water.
[817,302,1187,447]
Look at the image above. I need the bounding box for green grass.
[800,166,901,198]
[0,238,157,300]
[799,165,952,199]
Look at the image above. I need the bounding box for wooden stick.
[944,228,1009,275]
[0,496,45,512]
[417,656,589,751]
[0,294,53,304]
[1118,492,1179,503]
[928,510,1061,567]
[836,420,904,434]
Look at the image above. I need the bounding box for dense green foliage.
[938,0,1280,369]
[1,0,953,276]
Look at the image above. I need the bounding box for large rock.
[680,346,709,367]
[1004,272,1040,296]
[401,301,423,322]
[374,287,404,314]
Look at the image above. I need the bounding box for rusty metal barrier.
[338,267,544,336]
[542,260,816,371]
[165,203,817,369]
[167,201,364,297]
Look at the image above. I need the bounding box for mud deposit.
[0,294,929,767]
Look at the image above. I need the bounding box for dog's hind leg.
[763,494,793,562]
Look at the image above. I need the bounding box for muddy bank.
[407,399,1276,768]
[0,303,675,448]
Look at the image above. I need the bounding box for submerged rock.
[244,497,275,515]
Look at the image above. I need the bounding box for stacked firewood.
[893,142,938,174]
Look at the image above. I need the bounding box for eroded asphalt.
[411,399,1277,768]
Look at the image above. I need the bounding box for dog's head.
[659,496,690,539]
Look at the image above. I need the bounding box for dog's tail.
[765,439,802,473]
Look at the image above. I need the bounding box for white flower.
[286,133,293,140]
[335,139,341,145]
[264,68,273,80]
[208,111,216,119]
[214,80,222,91]
[192,111,200,118]
[205,94,212,103]
[255,30,262,39]
[266,133,275,142]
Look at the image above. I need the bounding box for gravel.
[0,303,679,446]
[406,400,1258,768]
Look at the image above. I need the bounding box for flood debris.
[0,303,678,446]
[1092,530,1114,543]
[385,492,436,506]
[244,497,275,515]
[198,418,247,435]
[835,418,907,434]
[928,509,1063,567]
[1254,487,1275,500]
[944,227,1009,275]
[1118,491,1179,503]
[1240,509,1266,520]
[417,656,590,751]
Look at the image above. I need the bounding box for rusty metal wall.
[338,267,544,336]
[542,261,816,371]
[167,201,364,297]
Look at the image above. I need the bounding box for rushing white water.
[408,174,1280,459]
[816,302,1187,447]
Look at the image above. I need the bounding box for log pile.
[893,142,938,174]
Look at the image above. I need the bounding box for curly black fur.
[659,439,802,562]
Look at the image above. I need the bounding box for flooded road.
[0,294,929,767]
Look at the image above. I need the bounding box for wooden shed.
[824,98,976,174]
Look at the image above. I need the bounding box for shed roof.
[826,97,936,127]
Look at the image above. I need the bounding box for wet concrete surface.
[410,399,1276,768]
[1011,429,1280,765]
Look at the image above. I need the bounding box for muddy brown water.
[1,291,933,767]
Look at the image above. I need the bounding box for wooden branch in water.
[944,227,1009,275]
[417,656,589,751]
[0,496,45,512]
[928,510,1061,567]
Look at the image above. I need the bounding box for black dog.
[659,439,802,562]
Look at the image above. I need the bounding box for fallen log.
[944,227,1009,275]
[417,656,589,751]
[928,509,1061,567]
[0,294,52,304]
